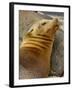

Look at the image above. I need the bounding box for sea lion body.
[20,18,59,78]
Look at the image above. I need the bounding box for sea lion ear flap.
[24,29,33,38]
[53,18,59,23]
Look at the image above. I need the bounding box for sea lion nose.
[54,18,58,22]
[53,18,59,23]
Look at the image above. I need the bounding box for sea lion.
[20,18,59,78]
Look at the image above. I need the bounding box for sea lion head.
[27,18,59,38]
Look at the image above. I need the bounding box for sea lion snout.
[43,18,59,38]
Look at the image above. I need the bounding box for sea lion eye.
[41,22,46,25]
